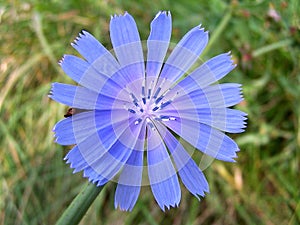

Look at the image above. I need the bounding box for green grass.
[1,0,300,224]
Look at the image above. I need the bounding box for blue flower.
[49,11,247,211]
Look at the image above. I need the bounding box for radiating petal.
[49,83,98,109]
[170,83,243,109]
[60,55,125,96]
[161,108,247,133]
[154,122,209,198]
[85,118,144,186]
[162,118,239,162]
[65,114,137,176]
[71,30,110,63]
[115,185,140,211]
[177,157,209,198]
[115,123,146,211]
[53,109,131,146]
[147,124,181,210]
[71,31,132,86]
[53,117,76,145]
[110,12,145,93]
[53,111,102,146]
[146,11,172,82]
[177,52,236,91]
[49,83,130,110]
[156,26,208,93]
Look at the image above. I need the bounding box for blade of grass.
[0,53,43,109]
[252,39,293,58]
[201,8,232,57]
[32,12,63,76]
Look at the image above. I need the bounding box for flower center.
[124,78,177,129]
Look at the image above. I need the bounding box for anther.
[147,80,154,99]
[124,104,136,114]
[135,118,142,125]
[153,78,166,99]
[142,79,146,104]
[146,118,156,131]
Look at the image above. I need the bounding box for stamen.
[153,87,161,99]
[160,115,170,121]
[146,118,156,131]
[135,118,142,125]
[142,79,146,104]
[159,91,179,109]
[130,93,140,107]
[142,79,146,96]
[152,106,159,112]
[160,100,172,109]
[123,104,136,114]
[147,80,154,99]
[154,95,164,105]
[155,88,171,105]
[128,109,136,114]
[155,115,177,122]
[153,78,166,99]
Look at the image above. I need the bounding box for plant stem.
[252,39,293,58]
[55,182,104,225]
[202,9,232,57]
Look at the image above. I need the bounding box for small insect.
[64,108,75,118]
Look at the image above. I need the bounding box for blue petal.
[146,11,172,80]
[115,123,146,211]
[172,83,243,109]
[71,30,110,63]
[110,12,145,92]
[60,55,123,95]
[63,109,134,168]
[163,118,239,162]
[54,110,126,145]
[53,111,104,146]
[49,83,99,109]
[161,108,247,133]
[154,122,209,198]
[115,125,146,211]
[49,83,130,110]
[65,132,107,173]
[65,115,138,179]
[53,118,76,145]
[177,159,209,198]
[65,146,107,184]
[115,185,141,211]
[157,26,208,93]
[72,30,131,87]
[84,118,144,184]
[147,125,181,210]
[178,52,236,91]
[65,112,133,169]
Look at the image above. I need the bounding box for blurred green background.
[1,0,299,224]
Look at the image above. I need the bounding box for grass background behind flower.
[0,0,299,224]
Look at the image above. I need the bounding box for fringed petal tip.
[71,30,89,45]
[193,186,210,200]
[111,11,130,19]
[154,10,171,19]
[57,55,66,66]
[48,82,55,96]
[161,202,180,212]
[196,24,209,34]
[226,51,237,67]
[195,191,209,201]
[114,205,133,212]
